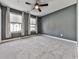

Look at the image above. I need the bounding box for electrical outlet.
[60,34,63,37]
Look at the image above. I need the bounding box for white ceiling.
[0,0,77,17]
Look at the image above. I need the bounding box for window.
[10,12,22,32]
[29,16,37,32]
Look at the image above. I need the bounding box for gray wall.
[37,17,42,34]
[41,4,77,41]
[1,6,7,40]
[0,6,1,41]
[24,13,29,36]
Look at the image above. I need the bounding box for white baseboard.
[1,36,30,43]
[43,34,77,44]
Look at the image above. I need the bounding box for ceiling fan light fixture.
[35,5,39,9]
[25,0,48,12]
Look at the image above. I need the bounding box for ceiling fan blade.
[25,2,31,5]
[31,7,35,11]
[39,4,48,6]
[38,8,41,12]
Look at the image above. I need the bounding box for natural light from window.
[30,17,37,32]
[10,13,22,32]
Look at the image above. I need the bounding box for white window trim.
[10,12,22,33]
[28,14,38,35]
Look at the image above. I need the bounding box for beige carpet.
[0,35,77,59]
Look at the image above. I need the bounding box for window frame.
[29,15,37,33]
[10,12,22,33]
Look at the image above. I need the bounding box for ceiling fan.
[25,0,48,12]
